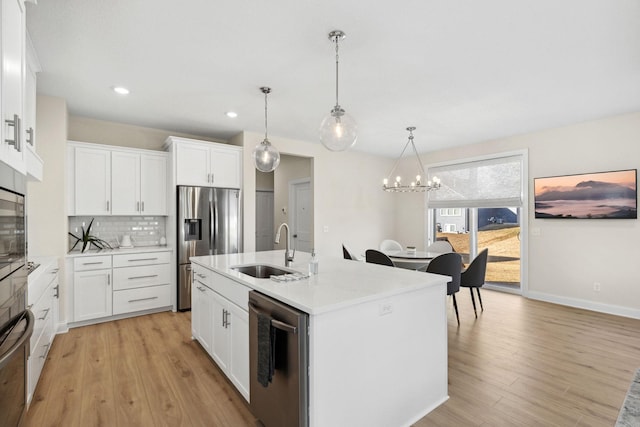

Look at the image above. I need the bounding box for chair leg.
[469,288,477,318]
[476,288,484,312]
[452,294,460,326]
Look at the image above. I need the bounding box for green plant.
[68,218,112,252]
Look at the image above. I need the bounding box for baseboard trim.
[526,291,640,319]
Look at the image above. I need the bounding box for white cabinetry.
[73,146,111,215]
[24,32,42,181]
[69,250,172,325]
[68,142,168,216]
[73,255,112,322]
[192,265,214,354]
[27,258,59,404]
[190,265,249,401]
[166,137,242,188]
[1,0,26,173]
[111,150,167,215]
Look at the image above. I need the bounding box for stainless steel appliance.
[248,290,309,427]
[177,186,242,311]
[0,163,32,427]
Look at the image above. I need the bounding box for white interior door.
[289,179,312,253]
[255,191,274,251]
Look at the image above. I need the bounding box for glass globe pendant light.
[252,86,280,172]
[319,30,358,151]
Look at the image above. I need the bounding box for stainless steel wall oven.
[0,164,32,427]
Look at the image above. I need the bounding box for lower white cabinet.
[69,250,171,324]
[191,264,249,401]
[73,269,112,321]
[27,258,59,404]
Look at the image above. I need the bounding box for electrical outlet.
[379,302,393,316]
[593,282,601,292]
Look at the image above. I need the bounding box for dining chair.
[342,244,356,260]
[379,239,403,252]
[460,248,489,318]
[365,249,395,267]
[426,240,453,254]
[426,253,462,325]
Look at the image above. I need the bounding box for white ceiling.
[26,0,640,157]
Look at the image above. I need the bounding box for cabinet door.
[74,147,111,215]
[176,143,211,186]
[192,281,214,354]
[111,151,140,215]
[211,292,230,371]
[210,147,241,189]
[140,153,167,215]
[1,0,26,173]
[227,302,249,401]
[73,269,112,322]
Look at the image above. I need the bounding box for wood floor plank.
[24,290,640,426]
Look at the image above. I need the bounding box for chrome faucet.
[275,223,295,267]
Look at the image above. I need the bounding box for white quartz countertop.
[28,256,58,285]
[190,250,448,315]
[66,245,172,258]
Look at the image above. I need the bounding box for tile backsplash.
[68,216,166,251]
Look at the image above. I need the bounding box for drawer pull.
[128,258,158,262]
[54,285,60,299]
[82,261,104,265]
[49,268,59,274]
[39,343,51,359]
[127,274,159,280]
[38,308,50,320]
[128,296,158,303]
[197,286,205,292]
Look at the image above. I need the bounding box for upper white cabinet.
[24,32,43,181]
[68,141,168,216]
[165,137,242,189]
[111,150,167,215]
[0,0,26,174]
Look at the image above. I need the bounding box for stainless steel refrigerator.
[177,186,242,311]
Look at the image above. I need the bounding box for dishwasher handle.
[248,302,298,334]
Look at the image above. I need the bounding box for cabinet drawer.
[73,255,112,271]
[210,272,249,309]
[192,264,214,287]
[113,251,170,267]
[28,265,58,305]
[30,287,54,350]
[113,284,171,315]
[29,314,54,399]
[113,264,170,290]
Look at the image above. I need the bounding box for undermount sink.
[231,264,293,279]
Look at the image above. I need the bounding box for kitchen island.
[190,250,448,427]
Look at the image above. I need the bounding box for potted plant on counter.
[68,218,112,252]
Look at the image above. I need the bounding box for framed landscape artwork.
[534,169,637,219]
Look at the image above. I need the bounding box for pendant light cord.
[264,90,268,141]
[334,35,340,107]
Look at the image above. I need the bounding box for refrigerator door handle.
[210,198,216,255]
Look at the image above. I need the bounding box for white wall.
[240,131,396,259]
[396,111,640,318]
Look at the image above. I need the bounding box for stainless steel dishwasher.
[248,290,309,427]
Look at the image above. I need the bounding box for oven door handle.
[248,302,298,334]
[0,310,34,370]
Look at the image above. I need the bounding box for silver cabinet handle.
[128,258,158,262]
[248,303,298,334]
[82,261,104,265]
[197,286,205,292]
[107,274,111,286]
[38,308,50,320]
[39,343,51,359]
[5,114,21,151]
[141,201,144,212]
[49,268,59,274]
[26,127,34,146]
[137,201,140,212]
[54,285,59,299]
[127,274,158,280]
[106,200,110,212]
[128,296,158,303]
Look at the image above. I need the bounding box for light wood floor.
[25,290,640,426]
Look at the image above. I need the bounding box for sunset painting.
[534,169,637,219]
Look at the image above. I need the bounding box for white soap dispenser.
[309,249,319,275]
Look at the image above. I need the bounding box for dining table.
[383,250,444,270]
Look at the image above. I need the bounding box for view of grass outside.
[436,225,521,285]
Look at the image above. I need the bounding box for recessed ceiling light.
[112,86,130,95]
[225,111,238,118]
